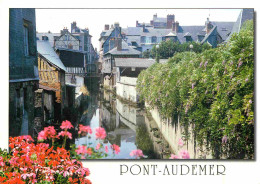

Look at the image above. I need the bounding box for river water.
[74,77,170,159]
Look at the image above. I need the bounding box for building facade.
[9,8,39,137]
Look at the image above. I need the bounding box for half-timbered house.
[37,40,67,123]
[54,28,80,50]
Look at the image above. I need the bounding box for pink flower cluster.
[58,131,72,139]
[110,144,120,155]
[130,149,144,159]
[37,126,56,141]
[169,150,190,159]
[78,124,92,135]
[60,120,74,130]
[95,127,106,140]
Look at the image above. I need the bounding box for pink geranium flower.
[130,149,144,158]
[179,150,190,159]
[178,138,184,147]
[60,120,74,130]
[37,130,47,141]
[95,143,100,150]
[75,145,88,155]
[105,145,109,153]
[78,124,92,135]
[169,154,180,159]
[58,131,72,139]
[111,144,120,154]
[95,127,106,140]
[44,126,56,139]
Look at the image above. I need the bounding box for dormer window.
[221,27,228,31]
[198,35,205,42]
[184,32,192,42]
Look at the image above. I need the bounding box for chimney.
[104,24,109,30]
[71,21,77,32]
[117,38,122,51]
[136,20,139,27]
[172,21,179,33]
[61,27,69,34]
[153,13,157,20]
[167,14,175,29]
[206,18,213,34]
[114,22,119,28]
[142,23,145,32]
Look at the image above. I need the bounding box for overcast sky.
[36,9,242,50]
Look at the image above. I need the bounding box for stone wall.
[146,103,213,159]
[9,80,38,137]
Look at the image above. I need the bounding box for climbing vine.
[137,20,254,159]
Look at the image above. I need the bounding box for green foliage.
[137,20,254,159]
[147,40,212,59]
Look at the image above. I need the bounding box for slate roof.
[115,58,168,68]
[37,33,61,47]
[154,17,167,23]
[37,40,67,72]
[105,40,141,56]
[226,9,254,41]
[211,21,235,41]
[201,26,217,43]
[123,26,207,44]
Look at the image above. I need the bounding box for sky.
[36,9,242,51]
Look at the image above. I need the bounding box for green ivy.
[137,20,254,159]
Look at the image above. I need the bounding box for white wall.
[116,76,138,103]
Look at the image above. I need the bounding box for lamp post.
[156,44,160,63]
[189,44,193,58]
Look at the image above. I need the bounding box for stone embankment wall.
[146,103,212,159]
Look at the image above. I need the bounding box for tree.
[148,40,212,59]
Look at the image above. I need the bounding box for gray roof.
[211,21,235,40]
[37,33,61,47]
[106,40,141,55]
[123,26,207,44]
[201,25,217,43]
[154,17,167,23]
[226,9,253,42]
[37,40,67,71]
[115,58,168,68]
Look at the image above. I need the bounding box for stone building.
[9,8,39,137]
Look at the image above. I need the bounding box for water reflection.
[75,78,159,159]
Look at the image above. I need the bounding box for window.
[185,36,192,42]
[24,26,29,56]
[141,36,146,43]
[152,36,157,43]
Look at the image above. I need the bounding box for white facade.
[116,76,138,103]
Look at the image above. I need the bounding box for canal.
[74,77,171,159]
